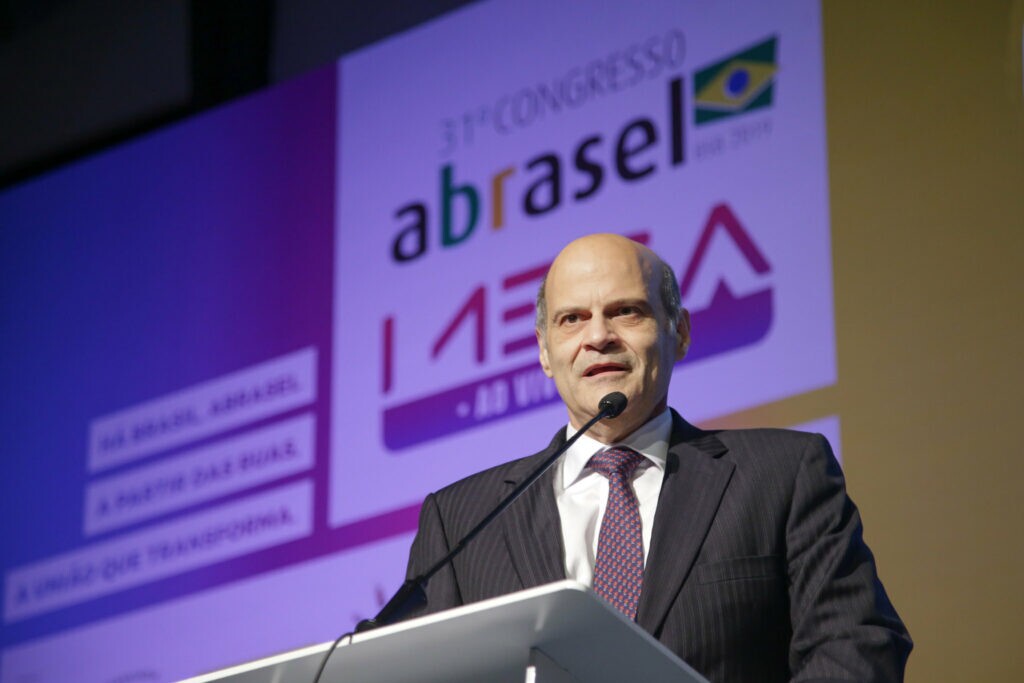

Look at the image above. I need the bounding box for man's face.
[536,235,689,440]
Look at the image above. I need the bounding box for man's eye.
[561,314,579,324]
[618,306,640,316]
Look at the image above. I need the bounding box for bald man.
[405,235,911,683]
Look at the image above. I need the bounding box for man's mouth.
[583,363,628,377]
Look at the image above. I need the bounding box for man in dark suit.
[405,234,911,682]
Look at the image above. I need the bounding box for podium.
[178,580,708,683]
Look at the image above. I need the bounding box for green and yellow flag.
[694,36,777,125]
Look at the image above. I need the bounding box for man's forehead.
[546,261,655,310]
[552,236,647,276]
[548,238,654,289]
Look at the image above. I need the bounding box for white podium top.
[179,580,708,683]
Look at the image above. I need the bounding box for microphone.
[598,391,627,418]
[356,391,628,632]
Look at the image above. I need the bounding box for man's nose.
[583,316,616,350]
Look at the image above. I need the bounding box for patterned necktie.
[588,447,645,620]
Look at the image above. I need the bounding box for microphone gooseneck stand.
[310,391,628,683]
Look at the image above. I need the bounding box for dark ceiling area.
[0,0,476,188]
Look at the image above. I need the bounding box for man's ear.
[536,328,553,377]
[675,308,691,361]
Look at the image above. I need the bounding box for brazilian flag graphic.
[694,36,777,125]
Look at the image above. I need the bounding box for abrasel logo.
[388,35,779,264]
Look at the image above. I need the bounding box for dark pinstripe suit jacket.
[405,411,911,682]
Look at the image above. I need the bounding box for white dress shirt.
[554,409,672,586]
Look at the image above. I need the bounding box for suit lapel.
[636,412,734,634]
[501,431,568,589]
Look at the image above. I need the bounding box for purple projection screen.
[0,2,836,682]
[331,0,835,526]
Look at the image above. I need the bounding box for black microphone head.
[598,392,628,418]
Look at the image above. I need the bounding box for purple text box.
[88,347,317,472]
[5,480,313,623]
[84,413,315,536]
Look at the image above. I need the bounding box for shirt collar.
[560,408,672,490]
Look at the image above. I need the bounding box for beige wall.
[826,2,1023,681]
[706,2,1024,680]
